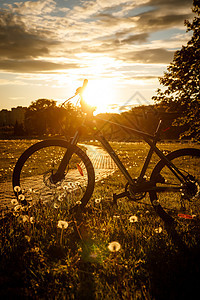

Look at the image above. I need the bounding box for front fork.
[50,130,81,184]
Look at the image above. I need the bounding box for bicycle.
[13,80,200,224]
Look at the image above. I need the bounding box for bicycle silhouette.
[13,80,200,224]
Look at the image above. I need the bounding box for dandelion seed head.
[95,198,101,204]
[18,194,25,201]
[155,226,162,234]
[57,220,69,229]
[30,217,34,223]
[129,215,138,223]
[54,203,60,209]
[25,235,31,243]
[11,199,18,205]
[113,215,120,219]
[58,194,65,201]
[14,186,21,193]
[14,204,22,212]
[108,241,121,252]
[22,215,29,223]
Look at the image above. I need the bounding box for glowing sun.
[82,80,116,114]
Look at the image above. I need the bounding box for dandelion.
[58,194,65,201]
[25,235,31,243]
[57,220,69,246]
[14,204,22,212]
[14,186,21,193]
[54,203,60,209]
[30,217,34,223]
[57,220,69,229]
[76,200,82,205]
[22,215,29,223]
[108,241,121,252]
[95,198,101,204]
[155,226,162,234]
[18,194,25,201]
[129,215,138,223]
[11,199,18,205]
[113,215,120,219]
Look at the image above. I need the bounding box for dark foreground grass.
[1,140,200,299]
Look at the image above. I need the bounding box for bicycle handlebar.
[75,79,88,96]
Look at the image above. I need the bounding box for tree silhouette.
[24,99,81,136]
[152,0,200,140]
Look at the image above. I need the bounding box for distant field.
[1,139,199,183]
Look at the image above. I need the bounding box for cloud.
[0,10,60,60]
[119,48,174,64]
[0,0,194,75]
[0,59,79,73]
[5,0,56,15]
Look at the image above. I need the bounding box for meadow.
[1,140,200,299]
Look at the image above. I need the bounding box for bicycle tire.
[149,148,200,223]
[12,139,95,211]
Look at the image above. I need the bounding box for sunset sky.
[0,0,194,113]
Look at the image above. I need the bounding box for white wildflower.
[57,220,69,229]
[95,198,102,204]
[14,186,21,193]
[18,194,25,201]
[108,241,121,252]
[129,215,138,223]
[155,226,163,234]
[11,199,18,205]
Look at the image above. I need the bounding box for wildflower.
[22,215,29,223]
[76,201,82,205]
[113,215,120,219]
[18,194,25,201]
[14,186,21,193]
[11,199,18,205]
[155,226,162,234]
[54,203,60,209]
[14,204,22,212]
[108,241,121,252]
[57,220,69,229]
[58,194,65,201]
[25,235,31,243]
[30,217,34,223]
[129,215,138,223]
[95,198,101,204]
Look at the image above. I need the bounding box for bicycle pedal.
[113,191,128,205]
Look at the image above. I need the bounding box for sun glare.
[82,80,116,114]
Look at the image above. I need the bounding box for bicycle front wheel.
[149,148,200,223]
[12,139,95,211]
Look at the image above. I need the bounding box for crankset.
[125,182,146,201]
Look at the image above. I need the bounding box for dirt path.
[0,144,117,210]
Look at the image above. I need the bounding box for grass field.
[1,140,200,299]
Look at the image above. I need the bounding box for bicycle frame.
[66,112,187,194]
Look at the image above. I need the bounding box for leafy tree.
[152,0,200,140]
[24,99,81,136]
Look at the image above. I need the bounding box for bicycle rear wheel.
[149,148,200,223]
[12,139,95,212]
